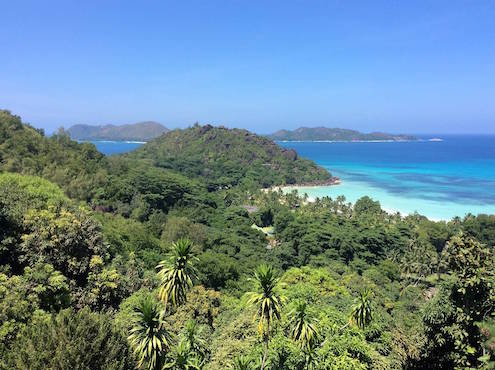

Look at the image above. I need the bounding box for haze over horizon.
[1,1,494,134]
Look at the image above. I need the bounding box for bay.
[88,136,495,220]
[279,135,495,220]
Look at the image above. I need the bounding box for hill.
[67,121,169,141]
[0,110,108,200]
[128,123,335,190]
[268,127,417,141]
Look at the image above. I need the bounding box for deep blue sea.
[90,136,495,220]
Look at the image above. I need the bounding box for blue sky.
[1,1,494,134]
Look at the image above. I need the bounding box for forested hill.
[268,127,417,141]
[0,110,108,200]
[0,110,332,211]
[67,121,169,141]
[127,123,334,189]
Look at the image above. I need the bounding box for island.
[67,121,169,141]
[268,127,417,142]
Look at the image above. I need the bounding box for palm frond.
[157,238,198,308]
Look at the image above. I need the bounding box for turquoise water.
[89,137,495,220]
[279,136,495,220]
[86,140,145,155]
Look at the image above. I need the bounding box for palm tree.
[247,264,285,370]
[288,300,319,350]
[232,355,254,370]
[182,319,208,362]
[128,297,172,370]
[157,238,198,309]
[302,339,319,370]
[350,288,373,329]
[163,340,201,370]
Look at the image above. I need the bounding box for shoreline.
[279,185,454,222]
[277,185,447,221]
[268,177,341,192]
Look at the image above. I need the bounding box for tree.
[232,355,254,370]
[196,251,239,290]
[6,308,133,370]
[157,238,198,309]
[129,297,172,370]
[181,319,208,362]
[422,220,452,281]
[163,340,202,370]
[288,300,319,349]
[302,340,320,370]
[354,196,382,216]
[421,233,495,368]
[0,263,70,349]
[247,264,285,370]
[400,234,435,285]
[350,288,373,329]
[20,205,108,287]
[288,300,320,370]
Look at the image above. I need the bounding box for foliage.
[2,111,495,369]
[5,308,133,370]
[246,264,285,370]
[232,355,255,370]
[128,297,172,370]
[181,319,209,362]
[129,124,332,190]
[158,238,198,309]
[0,110,107,201]
[196,251,239,290]
[163,340,202,370]
[21,205,108,287]
[287,300,319,349]
[420,233,495,368]
[0,263,70,350]
[350,288,373,329]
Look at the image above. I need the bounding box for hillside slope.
[0,111,208,212]
[68,121,169,141]
[128,124,334,189]
[0,110,108,200]
[269,127,416,141]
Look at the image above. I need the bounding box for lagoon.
[279,136,495,220]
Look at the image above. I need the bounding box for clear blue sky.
[1,1,494,134]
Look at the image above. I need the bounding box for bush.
[5,308,135,370]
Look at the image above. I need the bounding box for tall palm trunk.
[261,321,270,370]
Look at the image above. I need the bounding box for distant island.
[67,121,168,141]
[268,127,417,142]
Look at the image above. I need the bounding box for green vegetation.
[128,123,332,189]
[268,127,417,142]
[1,110,495,369]
[68,121,169,141]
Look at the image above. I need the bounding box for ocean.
[279,136,495,220]
[90,136,495,220]
[88,140,145,155]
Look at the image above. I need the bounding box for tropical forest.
[1,110,494,369]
